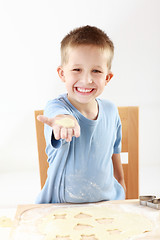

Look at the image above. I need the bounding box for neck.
[80,103,99,120]
[68,97,98,120]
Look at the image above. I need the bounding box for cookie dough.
[55,118,75,128]
[0,216,13,227]
[38,206,153,240]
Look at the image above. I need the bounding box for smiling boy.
[36,25,126,204]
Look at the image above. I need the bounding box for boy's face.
[57,45,113,108]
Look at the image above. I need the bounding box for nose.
[81,72,93,84]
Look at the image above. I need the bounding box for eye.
[92,69,102,73]
[72,68,81,72]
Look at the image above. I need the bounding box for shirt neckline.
[62,93,102,125]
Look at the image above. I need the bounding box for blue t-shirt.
[36,94,125,203]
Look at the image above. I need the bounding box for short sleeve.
[113,115,122,154]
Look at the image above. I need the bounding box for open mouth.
[75,87,94,94]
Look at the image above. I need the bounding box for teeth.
[77,87,92,93]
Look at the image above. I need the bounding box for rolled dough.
[37,205,153,240]
[55,118,75,128]
[0,216,13,227]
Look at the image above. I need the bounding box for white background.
[0,0,160,205]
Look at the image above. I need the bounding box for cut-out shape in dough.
[55,118,75,128]
[74,223,93,230]
[95,217,114,224]
[74,212,92,219]
[56,235,71,239]
[53,214,66,219]
[81,234,98,240]
[107,229,122,234]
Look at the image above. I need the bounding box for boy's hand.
[37,114,80,142]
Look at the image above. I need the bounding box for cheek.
[64,75,76,88]
[95,76,106,86]
[68,73,79,83]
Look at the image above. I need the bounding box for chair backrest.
[35,110,48,190]
[35,106,139,199]
[118,107,139,199]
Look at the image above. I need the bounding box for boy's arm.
[37,114,80,142]
[112,153,126,193]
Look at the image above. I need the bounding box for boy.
[36,25,126,204]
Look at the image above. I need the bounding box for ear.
[105,72,113,85]
[57,66,65,82]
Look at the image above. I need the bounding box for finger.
[60,127,67,140]
[73,124,80,138]
[66,128,73,142]
[37,115,53,127]
[53,125,61,140]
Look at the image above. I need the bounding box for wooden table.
[1,199,160,240]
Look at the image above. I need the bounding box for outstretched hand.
[37,114,80,142]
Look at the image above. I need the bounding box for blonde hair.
[60,25,114,69]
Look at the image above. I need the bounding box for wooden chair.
[35,107,139,199]
[118,107,139,199]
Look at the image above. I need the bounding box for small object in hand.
[55,118,75,128]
